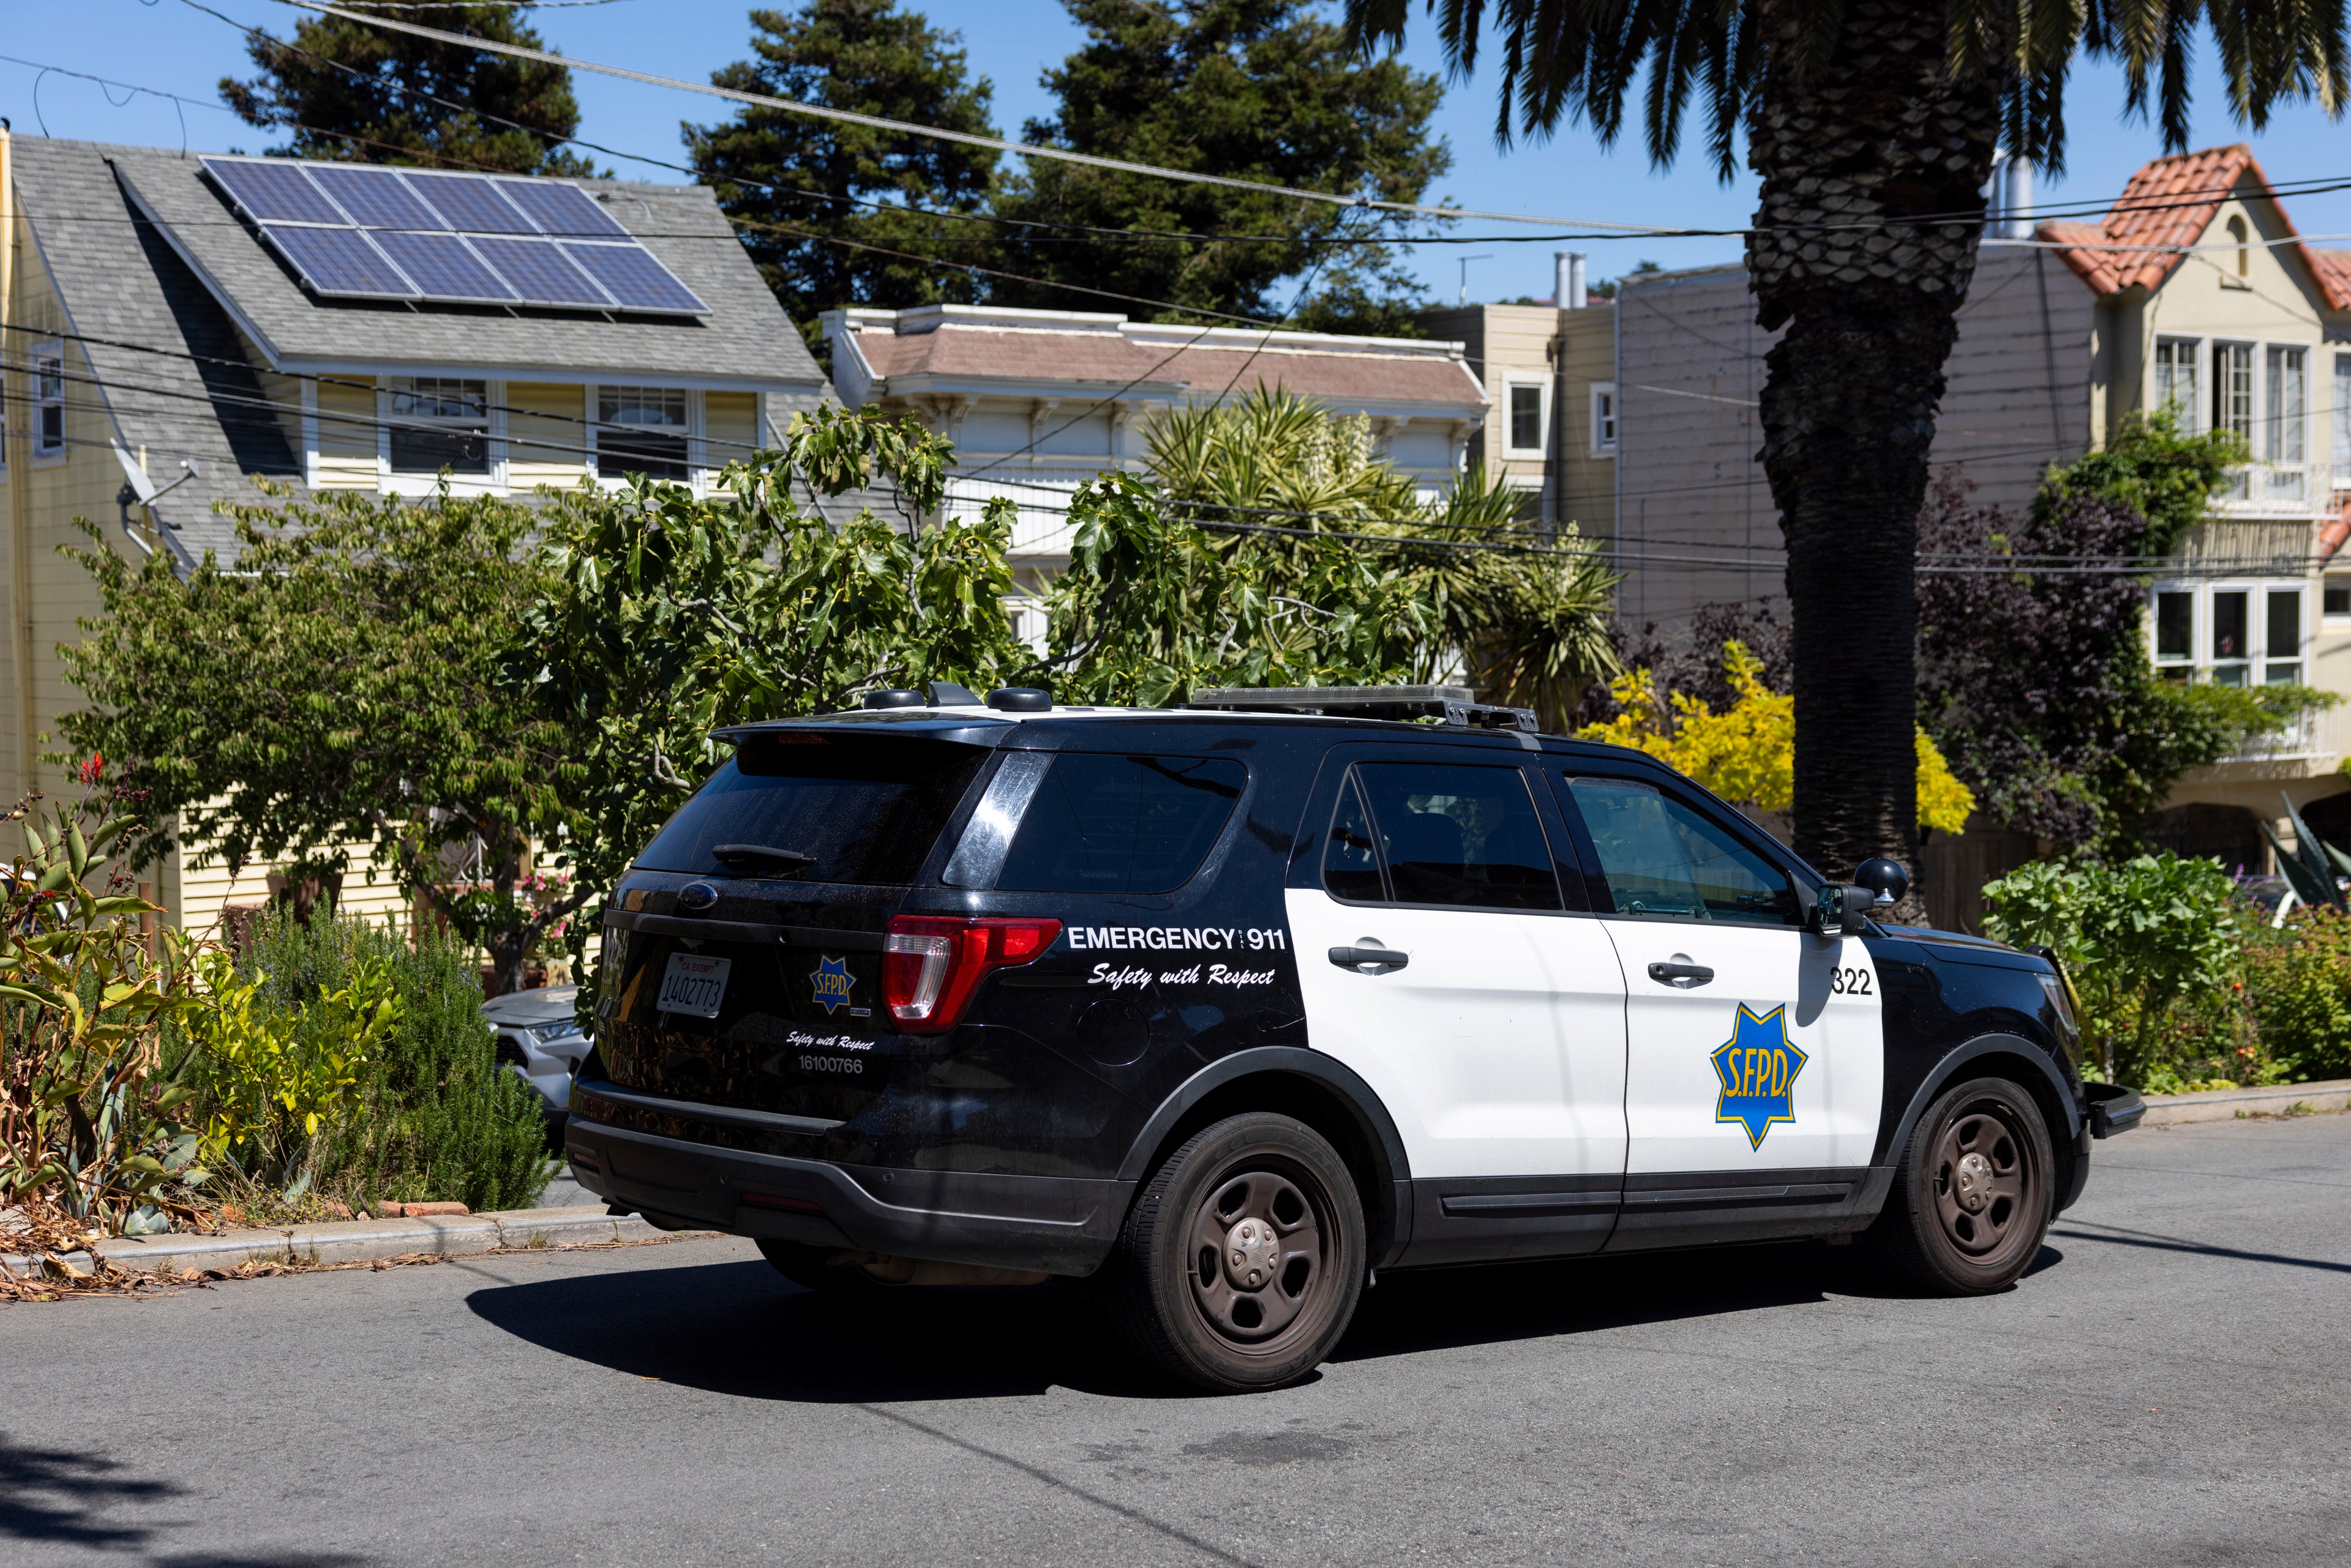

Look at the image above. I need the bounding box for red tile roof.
[2037,144,2351,310]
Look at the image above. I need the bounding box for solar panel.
[198,154,708,316]
[307,165,444,231]
[561,242,710,314]
[402,172,536,234]
[373,231,515,304]
[496,179,629,238]
[260,225,418,299]
[201,157,343,225]
[470,237,613,308]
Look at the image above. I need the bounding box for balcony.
[2224,705,2336,765]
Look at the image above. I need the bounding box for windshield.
[635,734,989,884]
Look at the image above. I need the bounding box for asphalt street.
[4,1113,2348,1567]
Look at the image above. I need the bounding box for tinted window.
[1322,774,1385,902]
[1352,763,1561,911]
[636,735,986,883]
[996,753,1245,893]
[1565,776,1796,926]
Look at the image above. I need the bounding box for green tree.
[1349,0,2347,893]
[220,1,596,174]
[57,493,582,998]
[508,408,1030,942]
[686,1,1002,368]
[993,0,1449,331]
[1044,389,1619,709]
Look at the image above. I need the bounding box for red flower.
[75,752,103,786]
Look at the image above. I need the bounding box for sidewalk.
[4,1204,702,1281]
[2139,1077,2351,1127]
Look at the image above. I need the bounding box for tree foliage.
[686,1,1001,367]
[219,1,596,174]
[1578,641,1974,833]
[508,408,1030,923]
[1919,414,2331,854]
[992,0,1448,332]
[57,494,580,997]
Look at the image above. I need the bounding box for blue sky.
[5,0,2349,311]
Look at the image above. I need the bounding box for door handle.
[1648,961,1714,988]
[1329,944,1409,973]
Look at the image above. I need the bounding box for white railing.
[2225,705,2334,763]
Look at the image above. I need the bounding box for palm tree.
[1347,1,2345,891]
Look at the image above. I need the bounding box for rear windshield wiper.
[711,843,817,875]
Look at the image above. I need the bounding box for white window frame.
[2152,336,2202,432]
[1500,376,1550,459]
[2263,344,2308,502]
[1589,381,1618,457]
[2334,351,2351,489]
[32,340,67,462]
[2149,580,2306,687]
[590,384,702,492]
[2324,572,2351,623]
[379,376,506,497]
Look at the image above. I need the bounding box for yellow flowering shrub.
[1577,641,1974,834]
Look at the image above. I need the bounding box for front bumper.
[564,1112,1131,1277]
[2084,1080,2146,1137]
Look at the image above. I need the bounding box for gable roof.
[2036,143,2351,310]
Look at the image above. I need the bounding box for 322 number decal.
[1829,966,1874,996]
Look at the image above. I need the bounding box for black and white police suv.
[564,682,2145,1392]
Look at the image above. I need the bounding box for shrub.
[231,909,549,1212]
[1982,853,2244,1086]
[2239,910,2351,1084]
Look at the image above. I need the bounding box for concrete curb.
[2140,1077,2351,1127]
[3,1204,703,1280]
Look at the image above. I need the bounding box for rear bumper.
[563,1116,1131,1277]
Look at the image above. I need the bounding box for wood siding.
[313,375,378,489]
[704,389,757,473]
[1614,247,2096,628]
[506,381,588,492]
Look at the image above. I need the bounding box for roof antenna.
[113,441,200,553]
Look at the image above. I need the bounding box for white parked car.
[483,985,593,1128]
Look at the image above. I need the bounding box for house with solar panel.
[0,131,824,935]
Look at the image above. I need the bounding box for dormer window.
[389,378,490,475]
[596,386,690,481]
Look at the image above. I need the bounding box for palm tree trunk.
[1749,0,2004,902]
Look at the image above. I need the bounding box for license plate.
[655,952,732,1018]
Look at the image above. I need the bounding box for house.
[1414,252,1618,539]
[0,130,825,935]
[1604,145,2351,920]
[819,302,1490,632]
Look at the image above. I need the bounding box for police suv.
[564,683,2145,1392]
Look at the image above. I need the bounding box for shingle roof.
[9,137,822,566]
[2036,143,2351,310]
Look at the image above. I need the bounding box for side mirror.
[1811,885,1875,937]
[1854,857,1910,909]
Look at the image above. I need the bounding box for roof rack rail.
[1184,685,1540,732]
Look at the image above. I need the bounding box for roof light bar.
[1184,685,1540,732]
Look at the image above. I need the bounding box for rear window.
[636,735,988,883]
[994,752,1246,893]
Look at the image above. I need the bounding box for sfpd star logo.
[1711,1003,1806,1150]
[809,955,855,1016]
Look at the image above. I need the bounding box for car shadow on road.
[467,1236,2007,1402]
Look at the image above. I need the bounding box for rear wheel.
[1108,1112,1365,1392]
[1871,1076,2054,1293]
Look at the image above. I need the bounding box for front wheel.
[1108,1112,1365,1392]
[1870,1076,2055,1293]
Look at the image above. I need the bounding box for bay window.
[2150,582,2304,688]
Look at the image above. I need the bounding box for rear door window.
[1325,762,1562,911]
[636,734,988,883]
[1561,775,1798,926]
[994,753,1246,893]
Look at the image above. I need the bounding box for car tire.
[1107,1112,1365,1393]
[1870,1075,2055,1294]
[757,1239,884,1295]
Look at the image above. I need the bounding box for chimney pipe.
[2000,158,2034,241]
[1556,251,1587,310]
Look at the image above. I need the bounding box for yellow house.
[0,131,825,934]
[2040,145,2351,869]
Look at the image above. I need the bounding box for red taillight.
[882,915,1062,1033]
